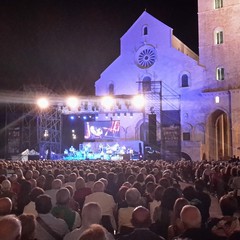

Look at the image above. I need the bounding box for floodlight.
[132,95,145,109]
[37,97,49,109]
[101,96,114,109]
[66,96,79,109]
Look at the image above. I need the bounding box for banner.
[161,110,181,161]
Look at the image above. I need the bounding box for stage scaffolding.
[37,106,62,159]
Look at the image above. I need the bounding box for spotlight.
[83,116,87,120]
[66,96,79,109]
[101,96,114,109]
[215,96,220,103]
[36,97,49,109]
[70,116,75,120]
[132,95,145,109]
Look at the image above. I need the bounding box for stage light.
[66,96,79,109]
[70,116,75,120]
[95,113,99,119]
[132,95,145,109]
[83,116,87,120]
[215,96,220,103]
[36,97,49,109]
[101,96,114,109]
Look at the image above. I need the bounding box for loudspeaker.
[139,142,142,155]
[148,114,156,145]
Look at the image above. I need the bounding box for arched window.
[109,83,114,95]
[216,67,224,81]
[214,28,224,45]
[143,26,148,35]
[181,74,189,87]
[142,25,148,36]
[142,76,151,92]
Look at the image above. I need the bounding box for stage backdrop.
[161,110,181,162]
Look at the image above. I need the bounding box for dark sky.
[0,0,198,96]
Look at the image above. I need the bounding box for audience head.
[194,179,206,192]
[29,187,44,202]
[65,185,74,197]
[82,202,102,226]
[51,179,62,189]
[35,194,52,214]
[18,214,35,240]
[69,173,77,182]
[154,185,165,201]
[180,205,202,229]
[182,185,196,201]
[75,177,86,190]
[125,188,141,207]
[1,180,11,192]
[87,173,96,182]
[56,187,70,206]
[0,197,12,216]
[93,181,105,193]
[131,206,151,228]
[161,187,181,211]
[0,215,22,240]
[79,224,107,240]
[220,194,238,216]
[173,197,189,220]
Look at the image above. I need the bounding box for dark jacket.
[118,228,165,240]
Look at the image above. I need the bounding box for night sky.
[0,0,198,96]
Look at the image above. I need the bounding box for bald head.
[82,202,102,226]
[131,206,151,228]
[180,205,202,229]
[0,197,12,216]
[0,215,21,240]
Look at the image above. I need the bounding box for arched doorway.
[208,110,230,160]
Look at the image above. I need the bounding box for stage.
[63,140,143,161]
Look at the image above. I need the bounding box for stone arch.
[207,109,231,160]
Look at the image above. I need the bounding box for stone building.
[95,0,240,161]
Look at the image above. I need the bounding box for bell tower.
[198,0,240,91]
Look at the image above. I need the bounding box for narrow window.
[181,74,189,87]
[143,26,148,35]
[215,0,223,9]
[109,83,114,95]
[216,67,224,81]
[216,31,223,44]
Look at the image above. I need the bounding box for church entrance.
[208,110,230,160]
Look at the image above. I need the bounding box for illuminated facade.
[95,1,240,161]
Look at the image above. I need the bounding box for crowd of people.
[0,158,240,240]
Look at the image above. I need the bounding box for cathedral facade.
[95,0,240,161]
